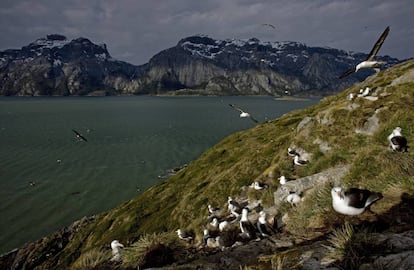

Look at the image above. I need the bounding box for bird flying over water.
[339,26,390,79]
[72,129,88,142]
[228,104,258,123]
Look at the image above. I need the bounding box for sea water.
[0,95,319,253]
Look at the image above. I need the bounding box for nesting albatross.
[339,26,390,79]
[331,187,383,216]
[388,127,408,152]
[110,240,124,261]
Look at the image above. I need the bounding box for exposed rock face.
[273,166,350,209]
[138,35,400,96]
[0,34,401,96]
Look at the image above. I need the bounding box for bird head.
[331,187,344,200]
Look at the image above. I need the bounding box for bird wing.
[366,26,390,61]
[249,115,259,123]
[391,136,407,146]
[339,67,357,79]
[344,188,372,208]
[229,103,244,113]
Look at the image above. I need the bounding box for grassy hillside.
[3,59,414,269]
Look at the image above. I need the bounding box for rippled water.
[0,95,319,253]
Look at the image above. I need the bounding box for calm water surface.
[0,96,319,253]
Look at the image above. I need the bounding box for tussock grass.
[122,232,183,269]
[70,248,110,270]
[324,223,355,262]
[324,223,375,269]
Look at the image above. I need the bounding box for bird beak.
[119,243,124,248]
[336,190,344,199]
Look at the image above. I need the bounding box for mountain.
[1,59,413,269]
[0,34,401,96]
[0,34,146,96]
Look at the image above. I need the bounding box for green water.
[0,95,319,253]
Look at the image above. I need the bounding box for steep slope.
[1,59,413,269]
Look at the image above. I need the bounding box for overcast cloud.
[0,0,413,65]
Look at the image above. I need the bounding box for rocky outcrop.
[273,166,350,209]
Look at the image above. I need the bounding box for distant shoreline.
[273,96,312,101]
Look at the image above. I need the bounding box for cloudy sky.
[0,0,413,65]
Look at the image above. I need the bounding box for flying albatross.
[331,187,383,215]
[72,129,88,142]
[339,26,390,79]
[262,23,276,30]
[228,104,258,123]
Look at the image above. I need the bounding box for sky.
[0,0,413,65]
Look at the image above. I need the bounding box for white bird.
[210,217,230,232]
[331,187,383,216]
[249,181,268,190]
[339,26,390,79]
[175,229,194,242]
[387,127,408,152]
[239,208,257,239]
[256,211,275,237]
[357,87,371,97]
[228,104,258,123]
[279,175,287,185]
[294,154,308,166]
[286,192,301,207]
[110,240,124,262]
[208,204,222,217]
[202,228,219,247]
[227,197,242,217]
[347,93,355,101]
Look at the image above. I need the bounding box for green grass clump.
[122,232,184,269]
[70,248,110,270]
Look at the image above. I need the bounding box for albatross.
[339,26,390,79]
[72,129,88,142]
[110,240,124,262]
[331,187,383,216]
[388,127,408,152]
[262,23,276,30]
[228,104,258,123]
[176,229,194,242]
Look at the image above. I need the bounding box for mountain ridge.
[0,34,401,96]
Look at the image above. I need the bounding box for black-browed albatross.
[331,187,383,216]
[339,26,390,79]
[387,127,408,152]
[228,104,258,123]
[72,129,88,142]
